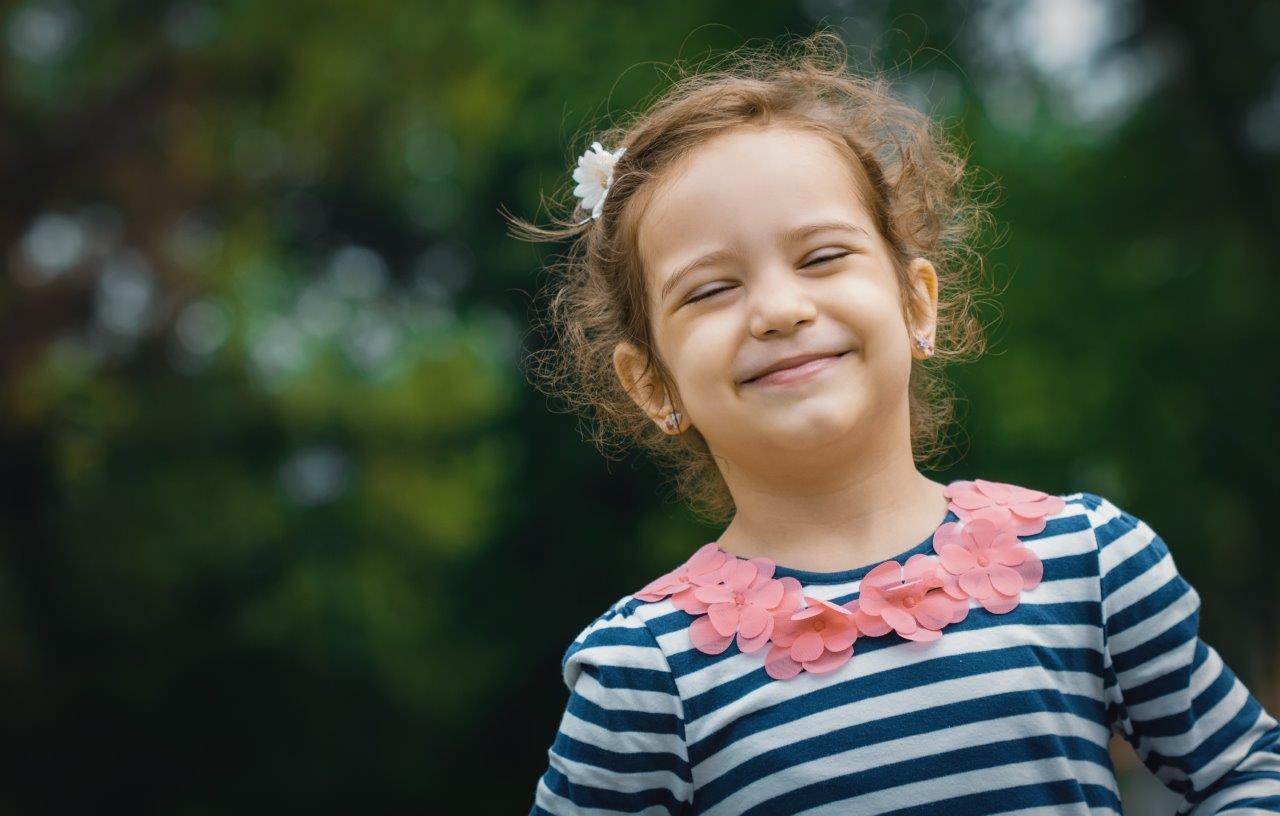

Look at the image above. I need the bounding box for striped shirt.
[530,491,1280,814]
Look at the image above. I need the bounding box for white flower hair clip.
[572,141,626,225]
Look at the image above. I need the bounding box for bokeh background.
[2,0,1277,813]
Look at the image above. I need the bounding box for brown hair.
[506,29,1000,526]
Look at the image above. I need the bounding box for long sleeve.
[1091,494,1280,813]
[530,601,693,815]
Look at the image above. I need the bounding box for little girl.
[512,32,1280,815]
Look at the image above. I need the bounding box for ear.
[907,257,939,351]
[613,340,677,430]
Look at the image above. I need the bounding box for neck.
[712,414,950,574]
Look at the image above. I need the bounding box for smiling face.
[613,123,939,472]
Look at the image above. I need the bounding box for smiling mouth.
[742,351,851,386]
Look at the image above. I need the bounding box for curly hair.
[506,29,1001,526]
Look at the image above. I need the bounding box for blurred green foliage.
[0,0,1277,812]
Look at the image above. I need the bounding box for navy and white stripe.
[531,492,1280,814]
[1096,498,1280,812]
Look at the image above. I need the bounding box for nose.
[748,267,818,337]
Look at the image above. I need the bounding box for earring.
[663,409,683,433]
[913,331,934,358]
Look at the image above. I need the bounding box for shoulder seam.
[1082,492,1135,528]
[560,601,694,783]
[560,599,638,675]
[1085,494,1116,709]
[635,608,692,773]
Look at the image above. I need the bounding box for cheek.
[830,279,906,338]
[679,329,734,377]
[663,323,739,395]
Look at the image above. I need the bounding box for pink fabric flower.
[943,478,1066,536]
[628,478,1055,683]
[935,518,1044,614]
[854,554,968,642]
[634,542,729,605]
[688,558,803,655]
[764,596,862,680]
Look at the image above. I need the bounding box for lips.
[742,351,850,385]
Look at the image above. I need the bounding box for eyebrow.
[659,220,871,303]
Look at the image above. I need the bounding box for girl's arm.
[1092,495,1280,813]
[530,603,693,815]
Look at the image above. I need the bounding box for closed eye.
[685,286,733,304]
[682,251,854,305]
[804,250,853,268]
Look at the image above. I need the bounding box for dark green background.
[1,1,1276,812]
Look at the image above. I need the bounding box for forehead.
[636,125,874,274]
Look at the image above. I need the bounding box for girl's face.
[614,124,938,465]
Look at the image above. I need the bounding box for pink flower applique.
[628,483,1054,684]
[854,554,968,642]
[764,596,862,680]
[934,517,1044,614]
[634,542,729,606]
[687,557,804,656]
[943,478,1066,537]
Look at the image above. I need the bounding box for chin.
[754,405,862,450]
